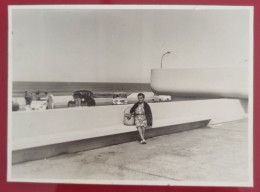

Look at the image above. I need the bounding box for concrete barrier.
[12,99,245,148]
[11,99,246,163]
[12,120,210,164]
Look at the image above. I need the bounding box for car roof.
[74,90,93,93]
[113,92,127,94]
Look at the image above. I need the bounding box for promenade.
[11,118,250,186]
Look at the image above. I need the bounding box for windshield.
[113,93,126,98]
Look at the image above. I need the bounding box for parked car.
[12,100,20,111]
[29,100,48,111]
[152,94,172,102]
[26,92,54,111]
[112,92,128,105]
[68,90,96,107]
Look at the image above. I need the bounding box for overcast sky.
[11,6,251,83]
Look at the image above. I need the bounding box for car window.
[119,94,126,98]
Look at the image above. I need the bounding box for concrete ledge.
[12,119,210,164]
[11,99,246,164]
[13,115,209,150]
[12,99,246,151]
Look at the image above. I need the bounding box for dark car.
[68,90,96,107]
[12,101,20,111]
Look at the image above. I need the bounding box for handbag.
[124,107,135,126]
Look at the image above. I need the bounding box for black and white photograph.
[8,5,253,186]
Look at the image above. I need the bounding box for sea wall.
[12,99,247,150]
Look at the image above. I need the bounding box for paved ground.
[11,118,251,186]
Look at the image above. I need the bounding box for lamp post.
[160,51,171,69]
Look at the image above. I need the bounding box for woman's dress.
[135,103,147,127]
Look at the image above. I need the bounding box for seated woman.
[129,93,153,144]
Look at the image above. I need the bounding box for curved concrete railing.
[151,67,249,99]
[12,99,246,151]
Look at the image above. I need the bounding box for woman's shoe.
[141,140,146,144]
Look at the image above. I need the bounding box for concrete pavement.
[10,118,251,186]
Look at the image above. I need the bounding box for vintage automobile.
[152,94,172,102]
[68,90,96,107]
[112,92,128,105]
[26,92,54,111]
[29,100,48,111]
[12,100,20,111]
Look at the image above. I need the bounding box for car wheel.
[88,99,96,106]
[68,101,75,107]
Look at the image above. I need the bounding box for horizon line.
[12,81,150,84]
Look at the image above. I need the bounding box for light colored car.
[152,94,172,102]
[112,92,128,105]
[28,100,48,111]
[27,94,55,110]
[12,99,20,111]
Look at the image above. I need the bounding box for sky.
[11,6,251,83]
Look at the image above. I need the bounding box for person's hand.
[127,114,133,120]
[127,115,131,120]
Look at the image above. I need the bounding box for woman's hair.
[137,93,145,98]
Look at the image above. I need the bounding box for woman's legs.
[141,126,146,140]
[137,126,145,142]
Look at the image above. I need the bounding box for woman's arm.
[130,102,138,114]
[126,103,138,120]
[144,102,153,126]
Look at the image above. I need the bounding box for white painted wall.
[12,99,247,149]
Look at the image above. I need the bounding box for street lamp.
[160,51,171,69]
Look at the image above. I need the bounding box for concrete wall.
[12,99,246,149]
[12,120,209,164]
[151,67,249,99]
